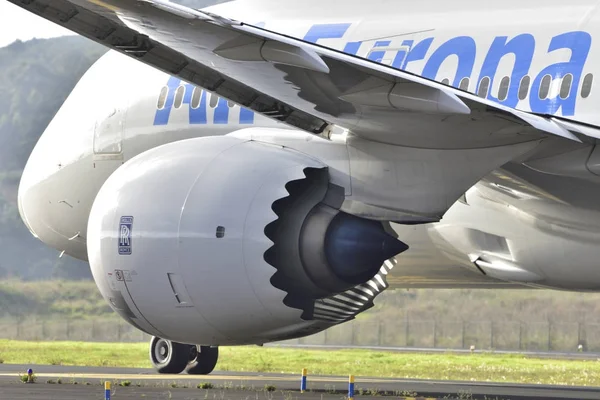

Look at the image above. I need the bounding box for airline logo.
[304,24,592,116]
[154,23,592,126]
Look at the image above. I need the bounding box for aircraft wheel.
[149,336,190,374]
[187,345,219,375]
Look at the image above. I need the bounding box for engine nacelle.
[88,135,406,345]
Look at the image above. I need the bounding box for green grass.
[1,339,600,386]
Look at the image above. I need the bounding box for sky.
[0,2,72,48]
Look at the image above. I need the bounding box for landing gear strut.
[149,336,219,375]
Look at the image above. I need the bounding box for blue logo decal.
[118,216,133,255]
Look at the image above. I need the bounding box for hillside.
[0,0,229,282]
[0,0,231,282]
[0,36,107,172]
[0,36,107,280]
[0,280,111,319]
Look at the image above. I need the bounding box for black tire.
[187,346,219,375]
[149,336,190,374]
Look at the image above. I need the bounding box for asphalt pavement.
[0,364,599,399]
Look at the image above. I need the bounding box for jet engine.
[87,135,407,345]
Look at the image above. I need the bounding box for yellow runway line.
[0,372,395,383]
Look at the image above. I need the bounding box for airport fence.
[0,316,599,353]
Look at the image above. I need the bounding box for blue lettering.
[153,76,181,126]
[189,90,208,124]
[391,40,414,69]
[422,36,476,87]
[343,41,362,55]
[155,24,592,125]
[479,34,535,107]
[529,31,591,116]
[183,84,193,104]
[367,41,391,63]
[214,97,230,124]
[304,23,351,44]
[240,107,255,124]
[401,38,434,70]
[153,77,255,125]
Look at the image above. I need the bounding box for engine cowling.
[87,135,407,345]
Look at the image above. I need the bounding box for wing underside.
[7,0,600,150]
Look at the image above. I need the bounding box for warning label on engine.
[118,216,133,255]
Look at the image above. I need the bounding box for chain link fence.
[290,319,600,352]
[0,318,149,343]
[1,316,599,352]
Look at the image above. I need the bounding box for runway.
[0,365,599,400]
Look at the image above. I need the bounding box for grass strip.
[0,339,599,386]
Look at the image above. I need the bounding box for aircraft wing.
[7,0,600,150]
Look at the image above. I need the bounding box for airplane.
[8,0,600,374]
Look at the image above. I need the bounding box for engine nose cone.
[325,213,408,284]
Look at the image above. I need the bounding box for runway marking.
[0,372,396,383]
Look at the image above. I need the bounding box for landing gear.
[149,336,219,375]
[149,336,189,374]
[186,345,219,375]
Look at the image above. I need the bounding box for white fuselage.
[17,0,600,291]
